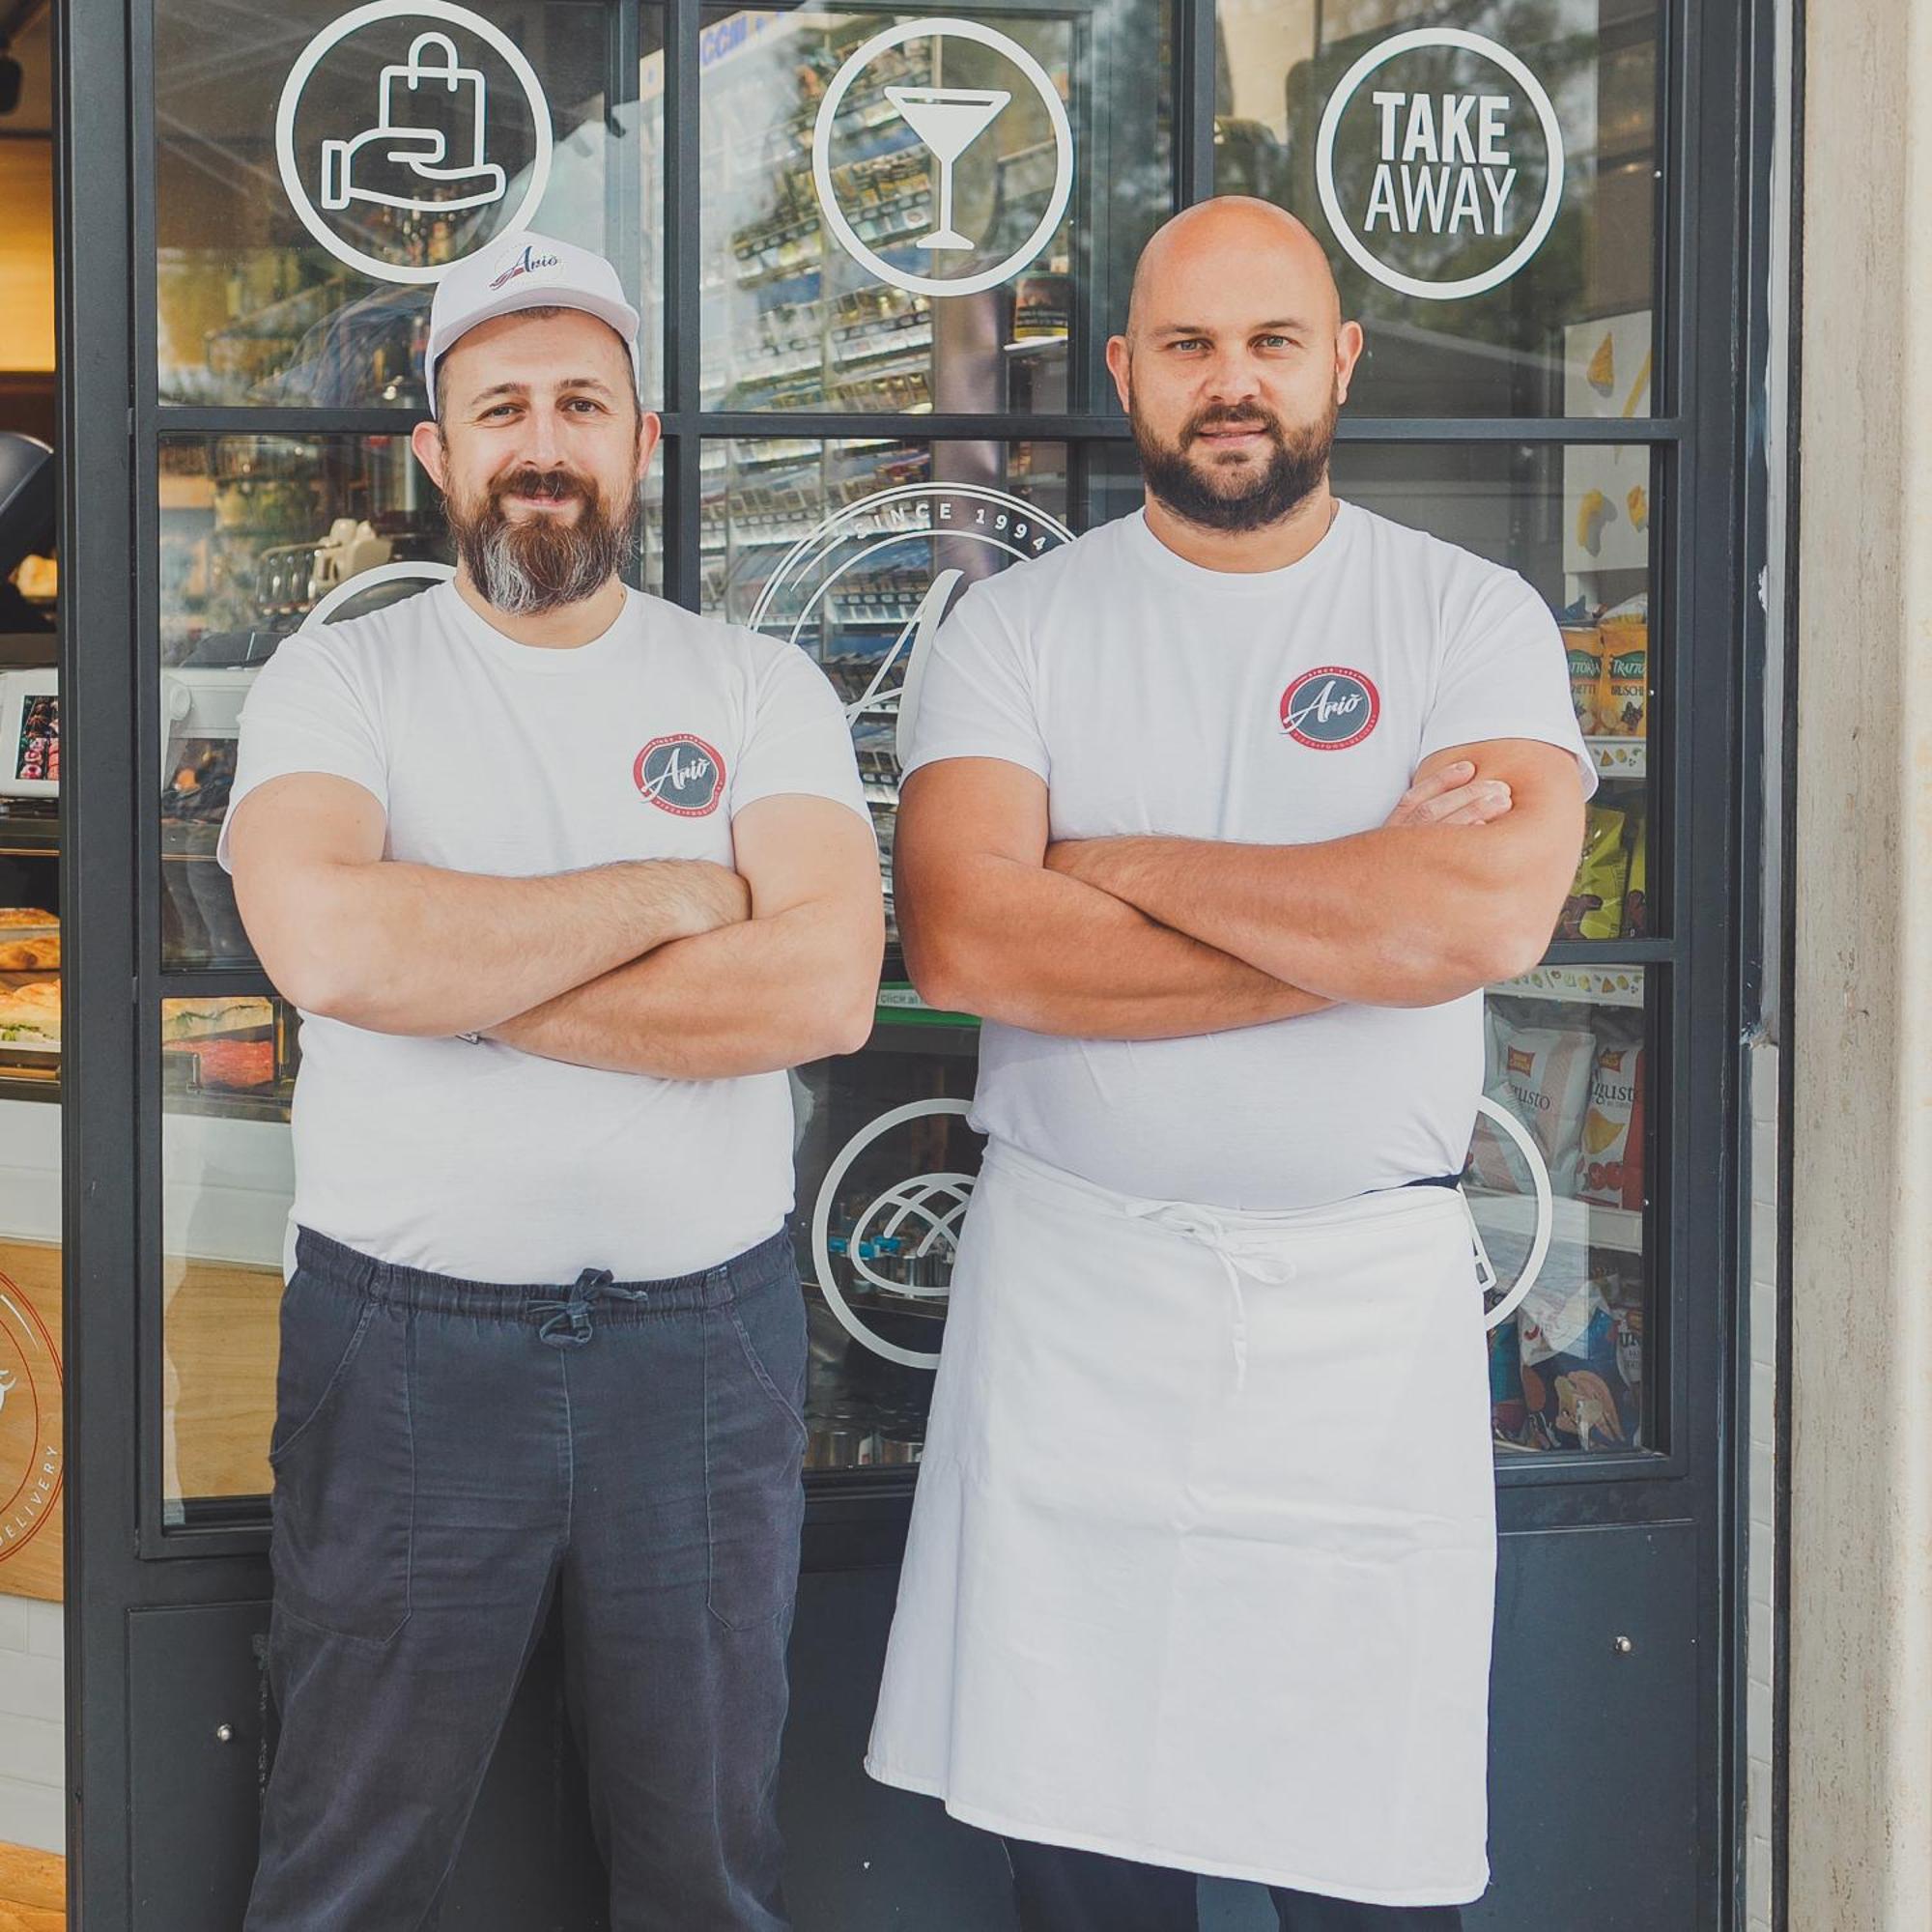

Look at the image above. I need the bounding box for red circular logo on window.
[1280,667,1381,750]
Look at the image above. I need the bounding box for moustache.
[1186,408,1284,444]
[491,467,594,506]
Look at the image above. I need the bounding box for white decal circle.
[1471,1095,1553,1330]
[811,17,1073,299]
[1315,28,1565,303]
[275,0,554,288]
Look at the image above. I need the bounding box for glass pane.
[792,1035,981,1470]
[1328,440,1656,941]
[702,435,1072,947]
[158,431,666,971]
[1216,0,1660,416]
[1469,966,1651,1458]
[161,995,296,1515]
[156,2,666,406]
[699,7,1172,412]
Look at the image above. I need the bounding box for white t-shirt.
[219,582,870,1282]
[901,502,1598,1210]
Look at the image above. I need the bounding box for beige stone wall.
[1789,0,1932,1924]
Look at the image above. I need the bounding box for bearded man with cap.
[866,197,1598,1929]
[223,232,882,1932]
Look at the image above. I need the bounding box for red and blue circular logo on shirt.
[1279,667,1381,750]
[634,734,726,815]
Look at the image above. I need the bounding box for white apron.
[866,1142,1497,1909]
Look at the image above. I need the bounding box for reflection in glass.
[156,1,665,406]
[703,437,1070,942]
[1215,0,1660,416]
[699,8,1171,412]
[161,995,297,1516]
[1469,967,1649,1458]
[1330,440,1656,941]
[791,1038,980,1471]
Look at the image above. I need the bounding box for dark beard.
[443,463,638,616]
[1131,392,1337,534]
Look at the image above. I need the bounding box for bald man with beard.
[863,199,1598,1929]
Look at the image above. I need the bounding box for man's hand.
[666,862,753,941]
[1382,758,1515,831]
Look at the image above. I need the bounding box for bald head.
[1125,197,1342,345]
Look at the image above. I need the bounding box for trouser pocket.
[269,1271,413,1645]
[705,1262,808,1631]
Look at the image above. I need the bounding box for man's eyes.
[478,398,608,419]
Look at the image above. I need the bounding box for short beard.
[1130,389,1338,534]
[443,461,638,616]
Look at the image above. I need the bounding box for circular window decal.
[1315,28,1565,303]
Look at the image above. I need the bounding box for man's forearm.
[904,854,1329,1039]
[299,857,742,1037]
[1049,825,1553,1008]
[486,899,880,1079]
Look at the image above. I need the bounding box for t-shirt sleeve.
[730,639,872,828]
[899,581,1047,782]
[215,633,389,873]
[1418,568,1601,800]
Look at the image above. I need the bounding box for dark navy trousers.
[244,1226,808,1932]
[1005,1840,1468,1932]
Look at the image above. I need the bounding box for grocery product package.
[1516,1270,1636,1452]
[1561,805,1630,941]
[1562,623,1605,736]
[1598,594,1649,736]
[1468,1008,1597,1193]
[1575,1035,1646,1209]
[1625,816,1649,935]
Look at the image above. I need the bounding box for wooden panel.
[162,1258,279,1507]
[0,1838,63,1931]
[0,145,55,375]
[0,1243,61,1604]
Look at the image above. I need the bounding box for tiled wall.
[0,1594,64,1855]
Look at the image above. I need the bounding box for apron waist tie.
[1124,1204,1299,1394]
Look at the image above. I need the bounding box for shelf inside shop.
[1498,963,1647,1008]
[1586,737,1646,778]
[1465,1184,1644,1257]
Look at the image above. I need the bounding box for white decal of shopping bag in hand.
[319,31,509,215]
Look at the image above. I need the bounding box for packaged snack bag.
[1518,1272,1634,1452]
[1560,806,1630,941]
[1598,594,1649,736]
[1575,1037,1645,1209]
[1469,1010,1597,1191]
[1561,624,1605,736]
[1624,817,1649,935]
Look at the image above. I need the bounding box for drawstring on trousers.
[530,1268,651,1349]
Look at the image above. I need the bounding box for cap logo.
[1280,666,1381,750]
[635,734,726,817]
[490,242,565,291]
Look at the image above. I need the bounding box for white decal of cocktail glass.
[884,84,1009,251]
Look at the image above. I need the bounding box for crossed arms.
[226,774,884,1077]
[895,739,1586,1039]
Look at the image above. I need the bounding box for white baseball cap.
[424,230,641,417]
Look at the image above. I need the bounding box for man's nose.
[522,406,566,465]
[1201,348,1263,404]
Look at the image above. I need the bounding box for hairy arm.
[894,757,1507,1038]
[227,773,749,1037]
[1047,740,1585,1009]
[485,794,885,1078]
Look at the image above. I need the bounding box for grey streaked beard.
[463,507,634,615]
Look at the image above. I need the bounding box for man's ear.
[1334,319,1366,407]
[1104,334,1132,414]
[410,418,447,489]
[636,411,664,484]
